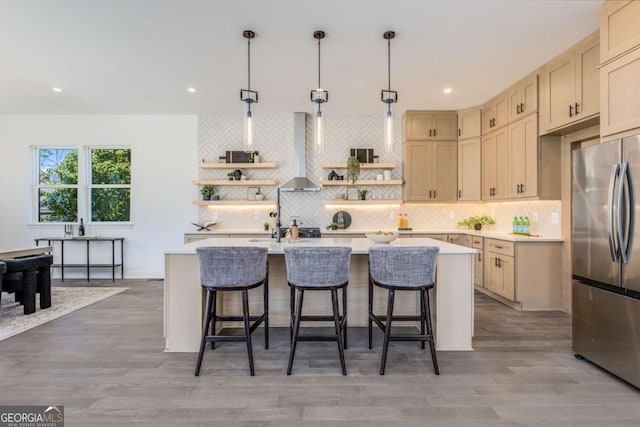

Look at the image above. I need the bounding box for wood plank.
[192,180,277,186]
[199,162,277,169]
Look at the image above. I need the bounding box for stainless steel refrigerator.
[572,135,640,388]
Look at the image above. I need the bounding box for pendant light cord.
[247,38,251,92]
[318,38,321,89]
[387,37,391,92]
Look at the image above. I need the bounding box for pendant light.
[310,31,328,153]
[381,31,397,154]
[240,30,258,153]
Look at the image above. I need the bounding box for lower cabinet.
[472,237,484,287]
[480,238,562,310]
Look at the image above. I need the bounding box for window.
[36,148,79,222]
[33,147,131,224]
[90,148,131,222]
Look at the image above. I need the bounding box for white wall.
[0,115,197,278]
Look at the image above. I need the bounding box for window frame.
[31,145,132,226]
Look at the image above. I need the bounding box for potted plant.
[200,185,215,201]
[347,156,360,184]
[328,222,339,230]
[227,172,235,181]
[263,221,270,231]
[359,189,368,200]
[457,215,495,230]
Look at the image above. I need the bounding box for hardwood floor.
[1,279,639,426]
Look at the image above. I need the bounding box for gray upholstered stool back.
[196,247,267,288]
[0,261,6,275]
[369,246,439,287]
[284,246,351,287]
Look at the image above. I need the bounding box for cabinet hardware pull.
[495,245,503,249]
[569,104,573,117]
[575,102,580,115]
[520,102,525,112]
[458,128,461,137]
[433,129,436,137]
[498,258,502,268]
[428,129,432,137]
[495,258,498,267]
[516,104,521,114]
[458,190,461,198]
[478,253,482,262]
[433,190,436,198]
[428,190,432,198]
[521,183,525,193]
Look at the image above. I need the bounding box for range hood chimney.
[279,112,320,192]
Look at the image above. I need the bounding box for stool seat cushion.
[2,254,53,273]
[196,247,267,288]
[369,246,439,288]
[284,246,351,288]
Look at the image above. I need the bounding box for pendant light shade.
[240,30,258,153]
[381,31,397,154]
[311,31,328,153]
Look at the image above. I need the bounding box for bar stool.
[368,246,440,375]
[1,254,53,314]
[0,262,6,307]
[284,246,351,375]
[195,247,269,376]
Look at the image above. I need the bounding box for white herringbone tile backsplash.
[196,114,561,238]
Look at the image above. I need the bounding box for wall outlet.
[551,212,560,224]
[449,211,456,220]
[389,211,396,220]
[531,212,539,223]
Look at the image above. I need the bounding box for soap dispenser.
[291,219,299,241]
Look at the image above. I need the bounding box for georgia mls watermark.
[0,406,64,427]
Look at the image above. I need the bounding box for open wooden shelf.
[321,162,396,169]
[322,199,403,206]
[193,180,277,186]
[200,163,277,169]
[320,179,403,187]
[193,200,276,206]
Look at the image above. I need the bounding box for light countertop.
[167,236,477,255]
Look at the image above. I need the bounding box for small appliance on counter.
[277,227,321,238]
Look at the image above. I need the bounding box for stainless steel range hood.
[279,112,320,192]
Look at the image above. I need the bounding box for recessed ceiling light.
[52,87,62,93]
[187,87,196,93]
[443,88,452,94]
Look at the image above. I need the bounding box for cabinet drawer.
[472,237,484,249]
[485,239,514,256]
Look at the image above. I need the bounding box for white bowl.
[365,232,399,244]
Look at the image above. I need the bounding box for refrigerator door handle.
[622,162,635,263]
[609,163,621,262]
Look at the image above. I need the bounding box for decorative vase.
[211,195,219,200]
[203,195,211,201]
[347,156,360,184]
[255,193,265,201]
[234,169,242,181]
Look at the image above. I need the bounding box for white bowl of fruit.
[365,231,399,244]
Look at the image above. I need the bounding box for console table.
[34,237,124,282]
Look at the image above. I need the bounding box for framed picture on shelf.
[347,187,359,201]
[247,187,259,200]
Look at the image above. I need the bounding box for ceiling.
[0,0,602,115]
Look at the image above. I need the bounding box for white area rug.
[0,287,127,341]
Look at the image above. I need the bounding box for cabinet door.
[482,101,495,134]
[575,32,600,120]
[519,73,538,118]
[499,256,515,301]
[601,0,640,64]
[458,137,481,201]
[475,249,484,287]
[494,92,509,130]
[600,47,640,137]
[543,50,576,131]
[433,141,458,201]
[484,252,502,294]
[482,133,497,200]
[458,107,482,139]
[404,112,432,140]
[509,115,538,198]
[494,128,510,199]
[403,142,432,201]
[431,112,458,140]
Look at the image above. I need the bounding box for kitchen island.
[164,237,475,353]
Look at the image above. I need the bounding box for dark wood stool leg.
[368,276,374,350]
[37,266,52,309]
[420,289,426,350]
[342,286,348,350]
[287,288,304,375]
[332,288,347,376]
[195,288,214,376]
[289,285,295,341]
[263,277,269,350]
[210,290,217,350]
[380,288,395,375]
[423,288,440,375]
[242,289,255,376]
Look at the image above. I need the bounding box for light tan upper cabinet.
[404,111,458,141]
[457,106,482,139]
[508,72,538,122]
[403,140,457,202]
[482,127,509,200]
[458,137,482,201]
[508,115,538,198]
[482,92,509,134]
[540,31,599,133]
[601,0,640,65]
[600,46,640,137]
